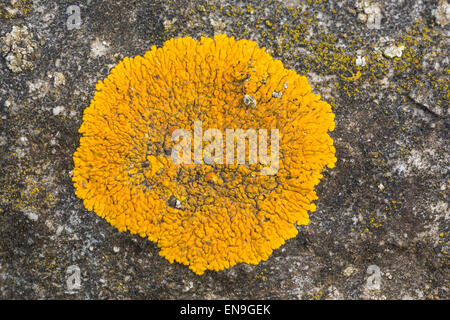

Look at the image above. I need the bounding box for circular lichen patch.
[73,34,336,275]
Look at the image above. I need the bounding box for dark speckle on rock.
[0,0,448,299]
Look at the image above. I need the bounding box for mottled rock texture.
[0,0,448,299]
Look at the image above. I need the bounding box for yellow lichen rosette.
[73,35,336,275]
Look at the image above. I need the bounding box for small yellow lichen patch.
[73,34,336,275]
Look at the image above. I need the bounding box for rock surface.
[0,0,448,299]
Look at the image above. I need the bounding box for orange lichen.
[72,34,336,275]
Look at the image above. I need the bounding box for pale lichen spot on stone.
[90,38,109,58]
[433,0,450,27]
